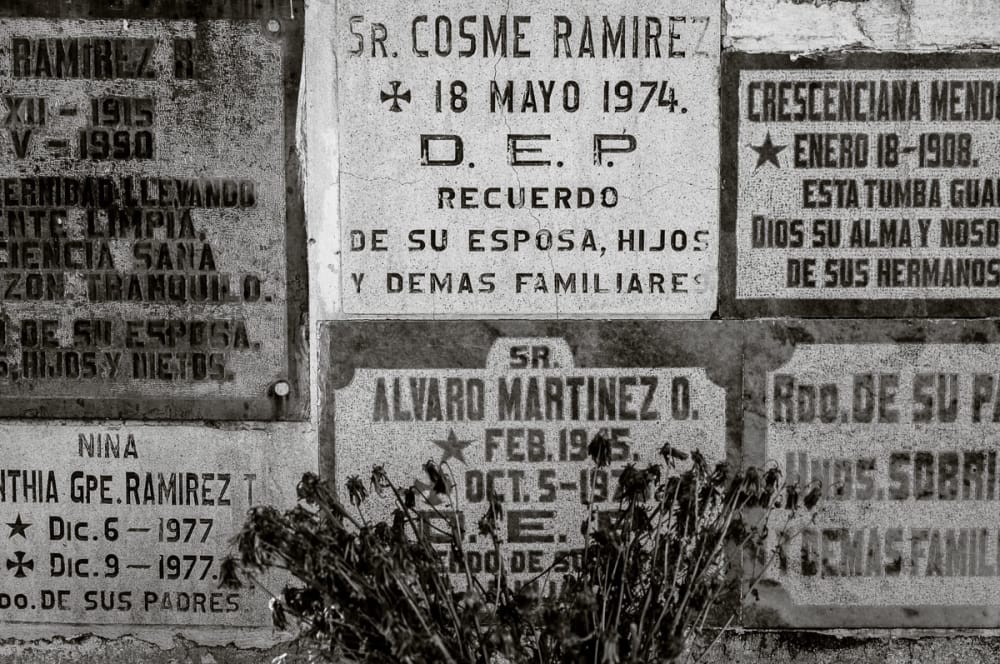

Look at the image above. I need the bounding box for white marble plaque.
[0,424,307,629]
[728,53,1000,316]
[335,0,719,317]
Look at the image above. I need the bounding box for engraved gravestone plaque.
[744,320,1000,627]
[335,0,720,317]
[0,423,309,630]
[321,321,738,591]
[0,0,307,419]
[723,52,1000,318]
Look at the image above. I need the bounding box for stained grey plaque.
[744,320,1000,628]
[722,52,1000,318]
[0,0,307,420]
[335,0,720,317]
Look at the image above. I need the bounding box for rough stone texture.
[324,321,735,594]
[726,0,1000,52]
[0,3,312,664]
[709,632,1000,663]
[0,635,294,663]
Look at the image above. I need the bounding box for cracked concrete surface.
[728,0,1000,52]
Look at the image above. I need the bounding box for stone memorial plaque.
[744,320,1000,628]
[723,52,1000,318]
[335,0,719,317]
[0,423,309,631]
[321,321,737,591]
[0,0,307,420]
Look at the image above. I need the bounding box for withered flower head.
[296,472,322,503]
[614,464,653,504]
[645,464,662,485]
[423,459,448,494]
[346,474,368,507]
[216,556,243,590]
[588,430,613,467]
[370,465,391,495]
[784,484,800,510]
[763,465,783,492]
[691,449,708,476]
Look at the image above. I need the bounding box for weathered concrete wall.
[8,0,1000,662]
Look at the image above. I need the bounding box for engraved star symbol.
[6,514,30,539]
[433,429,474,466]
[750,131,786,169]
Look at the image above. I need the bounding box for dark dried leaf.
[776,543,789,572]
[487,489,504,519]
[270,598,288,631]
[391,508,406,538]
[217,556,242,590]
[659,442,689,466]
[803,482,823,509]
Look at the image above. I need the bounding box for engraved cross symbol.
[380,81,411,112]
[6,551,33,578]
